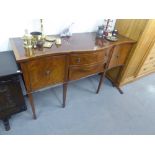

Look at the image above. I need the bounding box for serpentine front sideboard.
[10,32,135,119]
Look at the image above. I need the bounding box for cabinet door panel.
[26,55,66,91]
[108,44,132,69]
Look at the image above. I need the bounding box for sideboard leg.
[115,86,124,94]
[110,78,124,94]
[113,66,124,94]
[96,72,105,94]
[3,118,10,131]
[27,93,37,119]
[63,83,68,108]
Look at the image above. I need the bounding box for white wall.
[0,0,116,51]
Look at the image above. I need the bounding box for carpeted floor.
[0,73,155,135]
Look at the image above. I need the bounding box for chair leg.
[96,72,105,94]
[63,83,68,108]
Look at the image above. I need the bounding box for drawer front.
[149,44,155,55]
[145,54,155,64]
[26,55,66,91]
[108,44,132,69]
[139,62,155,75]
[69,63,105,81]
[69,50,107,66]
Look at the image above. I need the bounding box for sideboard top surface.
[10,32,135,62]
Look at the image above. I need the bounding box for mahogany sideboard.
[10,32,135,119]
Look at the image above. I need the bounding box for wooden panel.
[114,19,155,85]
[148,42,155,55]
[138,41,155,76]
[69,50,107,66]
[106,43,133,85]
[145,54,155,64]
[141,41,155,65]
[115,19,148,41]
[139,62,155,74]
[26,55,66,91]
[69,63,105,81]
[108,43,132,69]
[133,20,155,77]
[20,62,32,93]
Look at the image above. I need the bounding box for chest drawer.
[145,53,155,64]
[108,44,132,69]
[69,50,108,66]
[139,61,155,75]
[69,63,105,81]
[25,55,66,91]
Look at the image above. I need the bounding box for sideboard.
[10,32,135,119]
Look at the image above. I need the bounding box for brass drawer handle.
[45,70,51,76]
[76,58,81,63]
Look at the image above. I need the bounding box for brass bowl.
[30,31,42,41]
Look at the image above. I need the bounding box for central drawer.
[69,63,105,81]
[26,55,66,91]
[69,50,107,66]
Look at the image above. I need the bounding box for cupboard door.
[26,55,66,91]
[108,44,132,69]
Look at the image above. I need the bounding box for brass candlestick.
[40,19,44,36]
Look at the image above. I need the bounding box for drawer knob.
[116,55,119,58]
[45,70,51,76]
[76,58,81,63]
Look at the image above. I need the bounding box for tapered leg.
[63,83,68,108]
[111,66,124,94]
[111,81,124,94]
[27,93,36,119]
[3,118,10,131]
[116,86,124,94]
[96,72,105,94]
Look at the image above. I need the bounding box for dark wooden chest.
[0,51,26,131]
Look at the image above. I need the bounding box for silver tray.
[105,36,118,42]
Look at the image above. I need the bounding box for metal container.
[96,26,104,38]
[30,31,42,41]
